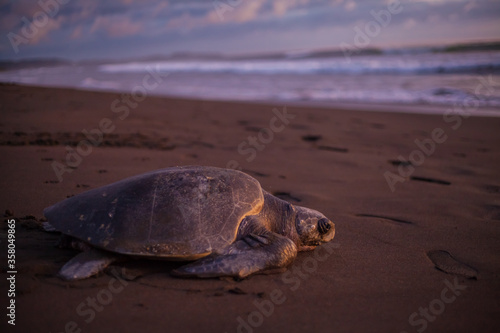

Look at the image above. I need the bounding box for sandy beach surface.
[1,84,499,333]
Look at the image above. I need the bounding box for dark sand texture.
[0,84,499,333]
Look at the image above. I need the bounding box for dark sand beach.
[1,84,499,333]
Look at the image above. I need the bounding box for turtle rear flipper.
[172,232,297,278]
[58,248,122,281]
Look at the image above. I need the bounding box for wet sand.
[0,84,499,333]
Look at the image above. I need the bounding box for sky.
[0,0,499,61]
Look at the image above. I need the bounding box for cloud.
[1,0,499,60]
[165,12,204,32]
[231,0,266,22]
[9,1,41,18]
[32,17,63,44]
[90,15,143,38]
[344,0,357,12]
[0,1,64,46]
[273,0,291,16]
[207,0,267,24]
[463,1,478,13]
[426,14,441,24]
[403,18,417,29]
[272,0,315,16]
[70,25,83,40]
[410,0,465,3]
[0,13,19,31]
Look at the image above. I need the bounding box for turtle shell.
[44,166,264,259]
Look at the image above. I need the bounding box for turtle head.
[294,206,335,251]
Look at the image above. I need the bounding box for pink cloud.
[207,0,267,24]
[90,15,143,38]
[70,25,83,40]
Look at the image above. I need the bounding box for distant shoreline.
[1,47,499,112]
[2,39,500,64]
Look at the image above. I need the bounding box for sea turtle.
[43,166,335,280]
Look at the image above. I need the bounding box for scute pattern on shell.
[43,166,264,258]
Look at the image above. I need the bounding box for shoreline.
[1,82,499,118]
[1,84,499,333]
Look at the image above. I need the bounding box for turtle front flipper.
[58,248,122,281]
[172,232,297,278]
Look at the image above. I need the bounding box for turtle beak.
[323,221,335,242]
[317,218,335,242]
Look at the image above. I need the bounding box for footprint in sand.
[427,250,478,279]
[388,160,412,167]
[483,185,500,194]
[318,146,349,153]
[482,204,500,221]
[410,176,451,186]
[302,134,322,142]
[356,213,413,225]
[273,191,302,203]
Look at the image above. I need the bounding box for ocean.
[2,44,500,115]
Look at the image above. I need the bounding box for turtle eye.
[317,218,331,235]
